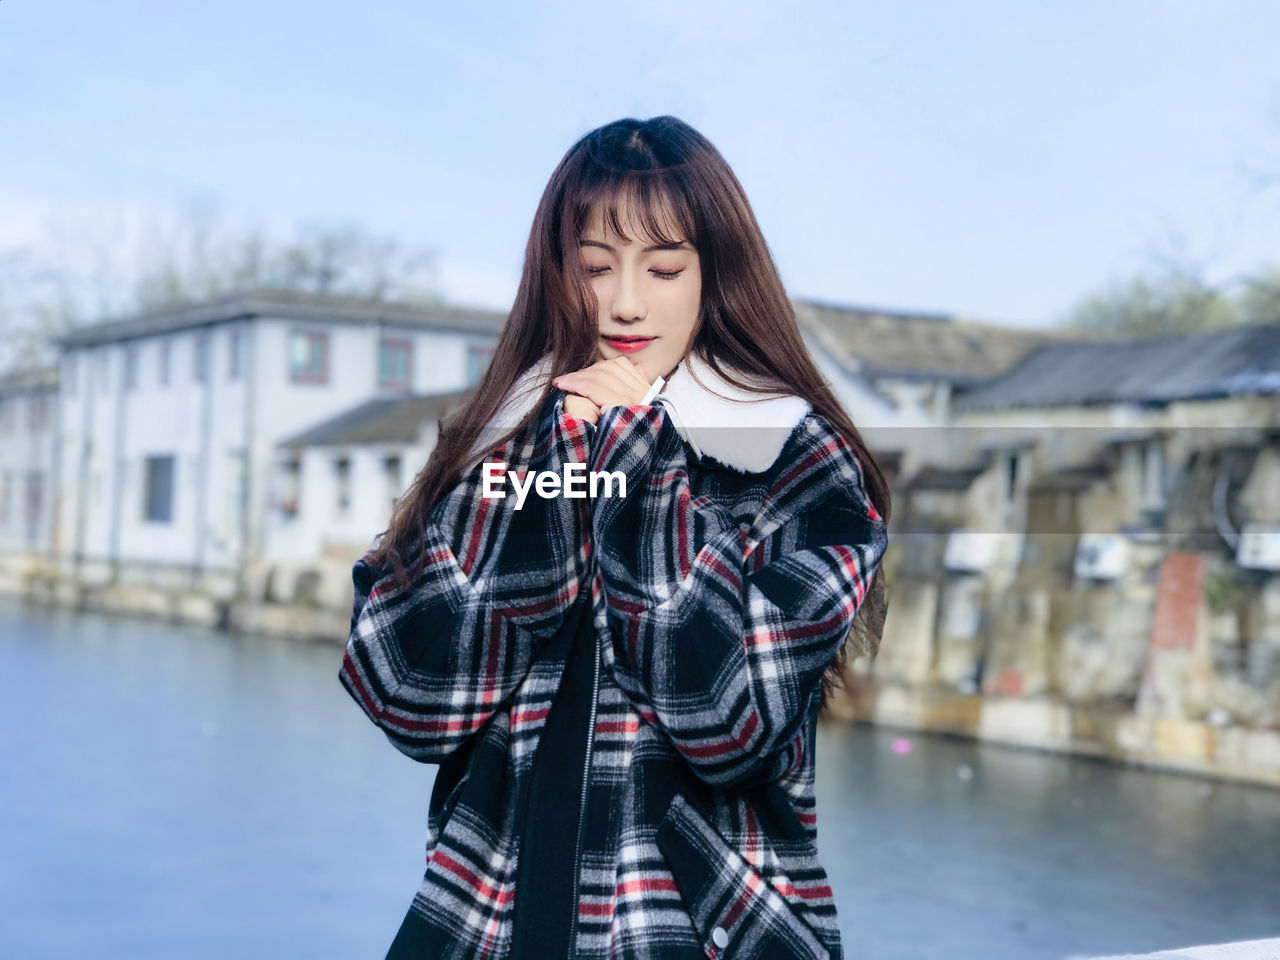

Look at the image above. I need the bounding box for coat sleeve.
[588,401,888,790]
[338,391,597,763]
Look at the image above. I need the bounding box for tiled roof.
[56,288,507,348]
[278,388,474,447]
[793,297,1072,385]
[905,463,989,491]
[952,323,1280,411]
[1029,462,1110,493]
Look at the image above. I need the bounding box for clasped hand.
[552,356,654,425]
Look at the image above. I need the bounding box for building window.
[379,338,413,391]
[334,455,351,512]
[27,396,49,433]
[0,401,13,435]
[1137,439,1166,527]
[290,329,329,384]
[65,354,77,394]
[0,470,10,524]
[466,343,494,386]
[1004,452,1020,503]
[125,344,139,391]
[24,470,44,533]
[144,455,176,523]
[229,327,245,381]
[97,350,110,393]
[278,457,300,518]
[1140,440,1164,508]
[225,449,247,530]
[159,339,171,387]
[384,454,402,510]
[194,331,210,384]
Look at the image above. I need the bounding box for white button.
[712,925,729,948]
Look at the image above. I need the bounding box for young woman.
[340,115,891,960]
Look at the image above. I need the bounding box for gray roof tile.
[953,324,1280,411]
[278,388,473,448]
[55,287,506,348]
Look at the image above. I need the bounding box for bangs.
[573,172,698,249]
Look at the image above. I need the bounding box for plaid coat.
[339,351,889,960]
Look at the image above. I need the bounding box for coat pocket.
[429,730,478,829]
[654,792,831,960]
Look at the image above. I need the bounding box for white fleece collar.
[644,351,812,473]
[482,351,811,474]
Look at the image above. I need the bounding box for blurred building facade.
[2,290,502,612]
[865,324,1280,784]
[4,289,1278,783]
[0,366,58,553]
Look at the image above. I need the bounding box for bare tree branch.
[0,199,443,374]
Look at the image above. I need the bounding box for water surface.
[2,598,1276,959]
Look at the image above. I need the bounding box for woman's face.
[579,197,702,384]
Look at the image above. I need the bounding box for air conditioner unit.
[1237,523,1280,571]
[943,531,999,572]
[1074,533,1130,580]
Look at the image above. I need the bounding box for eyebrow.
[579,239,691,253]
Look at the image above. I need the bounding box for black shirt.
[508,589,599,959]
[383,591,599,960]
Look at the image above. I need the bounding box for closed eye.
[584,266,684,280]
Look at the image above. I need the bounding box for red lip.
[602,334,655,354]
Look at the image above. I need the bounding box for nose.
[608,263,645,323]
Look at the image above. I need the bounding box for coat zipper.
[566,608,600,960]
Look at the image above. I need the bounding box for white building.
[0,366,58,554]
[272,387,471,567]
[274,307,924,586]
[3,287,1047,611]
[51,288,502,598]
[793,297,1069,480]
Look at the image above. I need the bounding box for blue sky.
[2,0,1278,329]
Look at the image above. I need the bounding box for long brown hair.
[367,115,892,713]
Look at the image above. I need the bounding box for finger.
[551,370,597,400]
[554,369,622,408]
[559,355,646,389]
[605,360,651,398]
[606,355,650,390]
[557,364,622,394]
[554,371,609,406]
[555,358,650,406]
